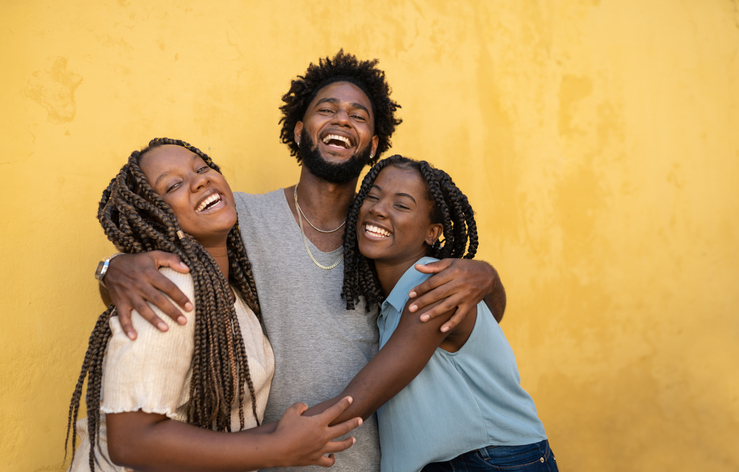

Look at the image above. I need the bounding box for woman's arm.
[106,398,362,471]
[303,299,475,424]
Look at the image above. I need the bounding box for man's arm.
[409,259,506,332]
[101,251,192,339]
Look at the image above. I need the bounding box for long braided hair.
[64,138,262,470]
[342,155,478,310]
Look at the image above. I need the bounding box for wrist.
[94,253,125,288]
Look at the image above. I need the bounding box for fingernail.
[181,263,190,271]
[409,304,417,312]
[157,322,168,331]
[358,419,363,426]
[127,332,136,340]
[441,326,449,333]
[420,314,429,322]
[184,302,193,311]
[409,291,417,298]
[177,316,187,325]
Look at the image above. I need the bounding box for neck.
[295,167,359,223]
[373,253,427,298]
[202,242,230,282]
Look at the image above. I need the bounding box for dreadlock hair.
[342,155,479,310]
[64,138,262,471]
[279,49,402,165]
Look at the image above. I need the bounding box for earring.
[370,153,374,159]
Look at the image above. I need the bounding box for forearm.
[304,305,450,425]
[107,414,286,472]
[485,271,506,323]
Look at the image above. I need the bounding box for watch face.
[95,260,107,279]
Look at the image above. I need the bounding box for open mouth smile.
[364,223,391,238]
[321,133,354,149]
[196,192,223,212]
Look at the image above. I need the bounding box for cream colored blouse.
[69,268,274,471]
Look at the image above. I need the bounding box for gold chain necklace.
[293,184,344,270]
[293,184,346,233]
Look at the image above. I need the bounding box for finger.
[151,250,189,273]
[116,304,137,340]
[129,295,169,332]
[315,453,336,467]
[412,259,451,275]
[289,402,309,415]
[150,277,192,320]
[327,417,363,440]
[408,269,454,303]
[318,396,353,422]
[417,293,463,324]
[410,281,455,317]
[440,306,469,333]
[323,436,357,454]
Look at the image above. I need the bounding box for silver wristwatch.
[94,253,125,287]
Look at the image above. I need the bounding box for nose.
[190,170,209,192]
[331,107,351,126]
[367,199,388,218]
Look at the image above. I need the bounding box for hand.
[409,259,500,332]
[105,251,192,340]
[273,397,362,468]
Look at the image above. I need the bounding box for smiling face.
[294,81,379,183]
[357,165,443,269]
[139,145,237,248]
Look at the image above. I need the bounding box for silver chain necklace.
[293,184,344,270]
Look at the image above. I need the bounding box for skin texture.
[304,166,478,423]
[100,145,363,470]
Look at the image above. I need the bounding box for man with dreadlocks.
[102,51,506,471]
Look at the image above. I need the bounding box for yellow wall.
[1,1,737,470]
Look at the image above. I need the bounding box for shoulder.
[396,257,439,290]
[384,257,439,310]
[158,267,195,301]
[233,189,282,205]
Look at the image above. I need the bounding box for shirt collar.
[381,256,438,314]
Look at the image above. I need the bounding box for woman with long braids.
[305,155,558,472]
[65,138,361,471]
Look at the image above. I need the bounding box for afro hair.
[279,50,402,165]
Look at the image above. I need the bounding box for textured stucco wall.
[1,1,738,471]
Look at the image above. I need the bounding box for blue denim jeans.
[421,440,558,471]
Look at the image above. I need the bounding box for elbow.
[107,438,133,467]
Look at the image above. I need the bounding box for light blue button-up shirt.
[376,257,547,472]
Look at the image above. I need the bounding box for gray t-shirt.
[234,190,380,472]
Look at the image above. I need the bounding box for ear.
[294,122,303,143]
[370,135,379,157]
[425,223,443,246]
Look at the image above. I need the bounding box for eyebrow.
[370,184,417,204]
[315,97,371,115]
[153,154,199,186]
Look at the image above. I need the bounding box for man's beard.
[298,130,372,184]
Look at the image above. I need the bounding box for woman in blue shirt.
[307,155,558,472]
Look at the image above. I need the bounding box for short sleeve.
[100,268,196,421]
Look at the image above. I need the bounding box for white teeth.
[322,134,351,147]
[196,193,221,212]
[365,224,390,237]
